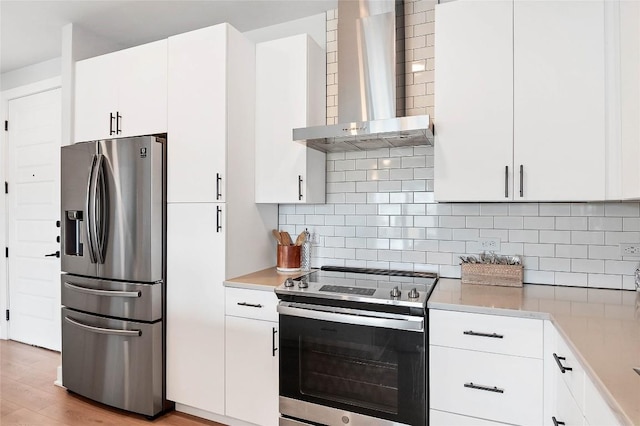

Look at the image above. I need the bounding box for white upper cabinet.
[167,25,228,203]
[74,39,167,142]
[434,0,514,202]
[435,0,606,202]
[255,34,326,204]
[513,0,605,201]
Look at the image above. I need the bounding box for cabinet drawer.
[430,345,543,425]
[583,375,622,426]
[430,309,543,358]
[225,287,278,322]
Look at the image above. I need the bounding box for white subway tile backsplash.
[278,6,640,288]
[539,231,571,244]
[588,217,623,231]
[556,217,588,231]
[494,216,524,229]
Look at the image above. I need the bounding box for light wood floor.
[0,340,226,426]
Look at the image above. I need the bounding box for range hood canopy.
[293,0,433,152]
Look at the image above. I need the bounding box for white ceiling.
[0,0,337,74]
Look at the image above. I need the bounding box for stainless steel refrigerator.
[60,135,169,417]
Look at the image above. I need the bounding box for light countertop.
[224,267,316,291]
[430,278,640,426]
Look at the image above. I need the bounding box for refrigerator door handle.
[94,154,108,264]
[64,316,141,337]
[85,154,98,263]
[63,281,142,298]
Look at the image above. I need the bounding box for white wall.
[1,58,61,91]
[244,12,326,47]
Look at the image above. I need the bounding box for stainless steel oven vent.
[293,0,433,152]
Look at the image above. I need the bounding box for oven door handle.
[277,303,424,332]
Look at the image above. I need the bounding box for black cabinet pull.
[116,112,122,134]
[505,165,509,198]
[272,327,278,357]
[464,382,504,394]
[216,206,222,233]
[45,251,60,258]
[553,353,572,373]
[298,175,303,201]
[463,330,504,339]
[216,173,222,200]
[236,302,263,308]
[519,164,524,197]
[552,417,566,426]
[109,113,115,135]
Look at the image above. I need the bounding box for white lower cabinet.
[224,287,279,426]
[429,309,544,425]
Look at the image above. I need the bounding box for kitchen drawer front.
[430,345,544,425]
[430,309,543,358]
[225,287,278,322]
[430,409,510,426]
[583,375,622,426]
[553,333,586,412]
[552,374,586,426]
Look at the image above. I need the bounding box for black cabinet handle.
[272,327,278,357]
[505,165,509,198]
[464,382,504,394]
[116,112,122,134]
[236,302,263,308]
[519,164,524,197]
[553,353,572,373]
[552,417,566,426]
[298,175,303,201]
[463,330,504,339]
[109,113,115,135]
[216,173,222,200]
[45,251,60,258]
[216,206,222,233]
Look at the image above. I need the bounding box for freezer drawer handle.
[464,382,504,394]
[64,281,141,298]
[65,316,141,337]
[463,330,504,339]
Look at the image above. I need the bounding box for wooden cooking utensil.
[295,231,306,246]
[280,231,293,245]
[272,229,283,245]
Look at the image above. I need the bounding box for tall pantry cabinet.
[166,24,277,416]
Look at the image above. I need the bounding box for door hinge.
[5,310,9,321]
[4,121,7,131]
[5,247,8,258]
[4,182,7,194]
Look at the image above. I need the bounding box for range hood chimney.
[293,0,433,152]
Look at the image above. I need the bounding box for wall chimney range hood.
[293,0,433,153]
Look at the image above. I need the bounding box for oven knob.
[298,279,309,289]
[390,286,401,298]
[408,288,419,299]
[284,278,294,288]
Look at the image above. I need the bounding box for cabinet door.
[225,316,279,426]
[553,376,586,426]
[116,39,168,138]
[74,53,118,142]
[255,35,326,204]
[514,0,605,201]
[434,0,514,202]
[167,26,227,203]
[166,203,226,414]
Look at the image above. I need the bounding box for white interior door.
[7,88,62,351]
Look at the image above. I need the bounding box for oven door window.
[280,314,425,425]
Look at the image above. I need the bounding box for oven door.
[278,302,426,426]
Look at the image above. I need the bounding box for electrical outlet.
[479,238,501,252]
[619,243,640,256]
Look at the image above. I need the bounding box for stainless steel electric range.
[275,266,438,426]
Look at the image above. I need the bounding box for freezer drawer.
[61,274,162,322]
[61,308,163,417]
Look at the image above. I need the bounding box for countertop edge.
[223,280,276,292]
[428,300,634,426]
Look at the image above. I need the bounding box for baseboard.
[175,403,254,426]
[54,364,64,388]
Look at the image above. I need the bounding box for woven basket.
[461,263,523,287]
